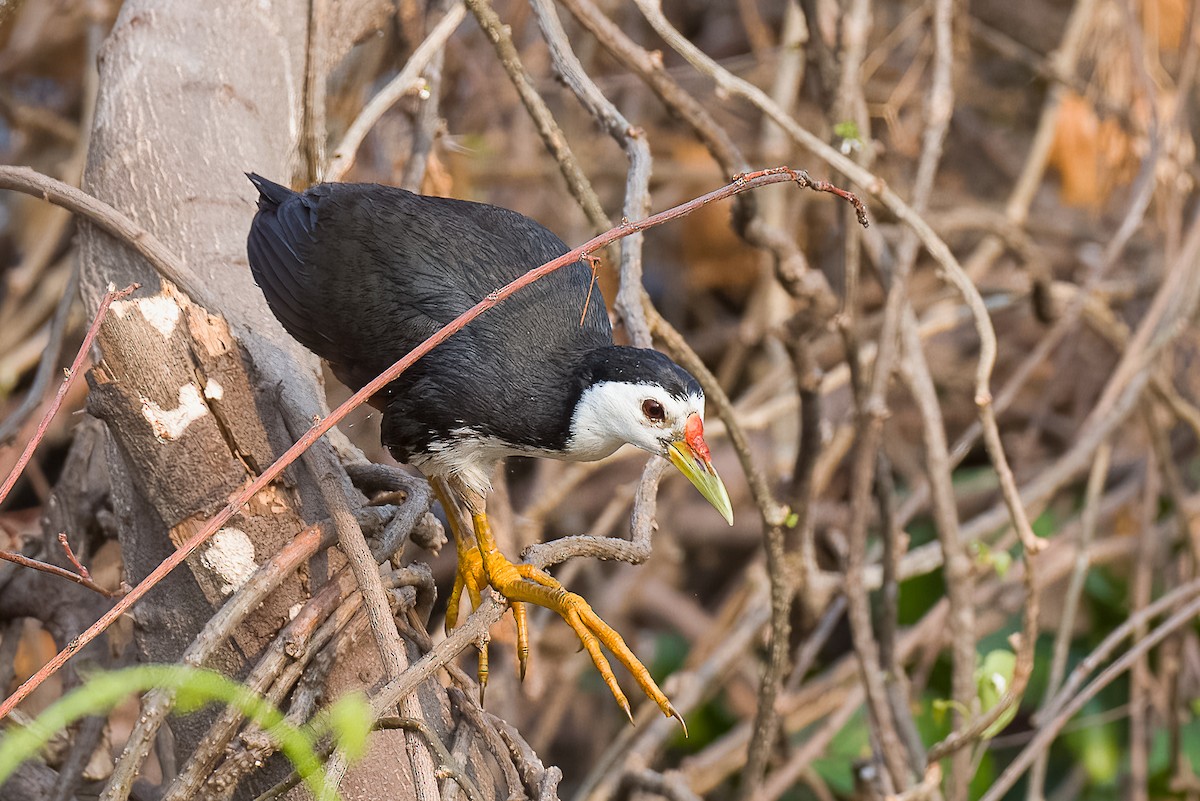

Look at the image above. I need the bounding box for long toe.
[512,601,530,680]
[568,594,680,724]
[471,511,680,725]
[447,546,487,632]
[564,607,632,723]
[498,563,679,724]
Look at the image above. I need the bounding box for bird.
[244,173,732,726]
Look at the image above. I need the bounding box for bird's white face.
[567,380,733,524]
[567,380,703,459]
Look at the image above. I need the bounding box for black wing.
[245,176,614,453]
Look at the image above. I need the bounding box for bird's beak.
[666,413,734,525]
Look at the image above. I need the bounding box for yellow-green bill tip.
[667,440,734,526]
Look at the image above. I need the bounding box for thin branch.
[0,167,213,311]
[182,572,432,798]
[487,711,564,801]
[0,283,138,508]
[445,688,527,798]
[326,3,466,182]
[0,549,122,599]
[376,717,486,801]
[280,415,440,801]
[981,592,1200,801]
[962,0,1101,279]
[521,457,664,568]
[55,533,90,581]
[0,263,79,446]
[629,0,991,398]
[923,402,1042,763]
[761,689,863,801]
[159,576,367,801]
[100,524,328,800]
[1028,441,1111,799]
[463,0,608,232]
[574,586,773,801]
[526,0,652,345]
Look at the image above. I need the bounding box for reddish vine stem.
[0,167,866,721]
[0,283,139,507]
[57,532,91,580]
[0,548,123,598]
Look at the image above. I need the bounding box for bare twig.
[445,688,527,798]
[526,0,652,345]
[1028,441,1111,799]
[55,533,90,581]
[0,263,79,446]
[576,585,772,801]
[488,712,564,801]
[0,548,121,599]
[376,716,486,801]
[463,0,608,232]
[0,167,213,310]
[280,416,439,801]
[761,690,863,801]
[962,0,1101,279]
[326,3,467,182]
[982,592,1200,801]
[0,283,138,508]
[100,524,327,800]
[160,578,367,801]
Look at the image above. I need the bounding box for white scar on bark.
[140,383,208,442]
[202,528,259,595]
[113,295,181,338]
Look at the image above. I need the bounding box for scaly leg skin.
[472,512,685,733]
[445,533,490,696]
[434,479,529,698]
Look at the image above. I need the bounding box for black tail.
[246,172,295,210]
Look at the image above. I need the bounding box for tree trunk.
[74,2,474,798]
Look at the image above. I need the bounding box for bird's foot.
[446,543,529,699]
[463,513,684,732]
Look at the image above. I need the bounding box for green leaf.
[975,650,1018,739]
[1064,712,1120,785]
[0,666,354,801]
[328,694,373,762]
[833,121,861,141]
[971,541,1013,579]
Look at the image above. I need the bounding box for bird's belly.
[410,429,626,500]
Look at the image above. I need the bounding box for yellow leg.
[472,512,684,731]
[434,480,492,698]
[434,479,530,697]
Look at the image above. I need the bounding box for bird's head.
[569,348,734,525]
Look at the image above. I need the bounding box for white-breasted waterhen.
[245,173,732,726]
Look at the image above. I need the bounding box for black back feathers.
[245,176,615,457]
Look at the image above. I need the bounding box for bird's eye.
[641,399,666,423]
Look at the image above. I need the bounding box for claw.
[670,707,688,738]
